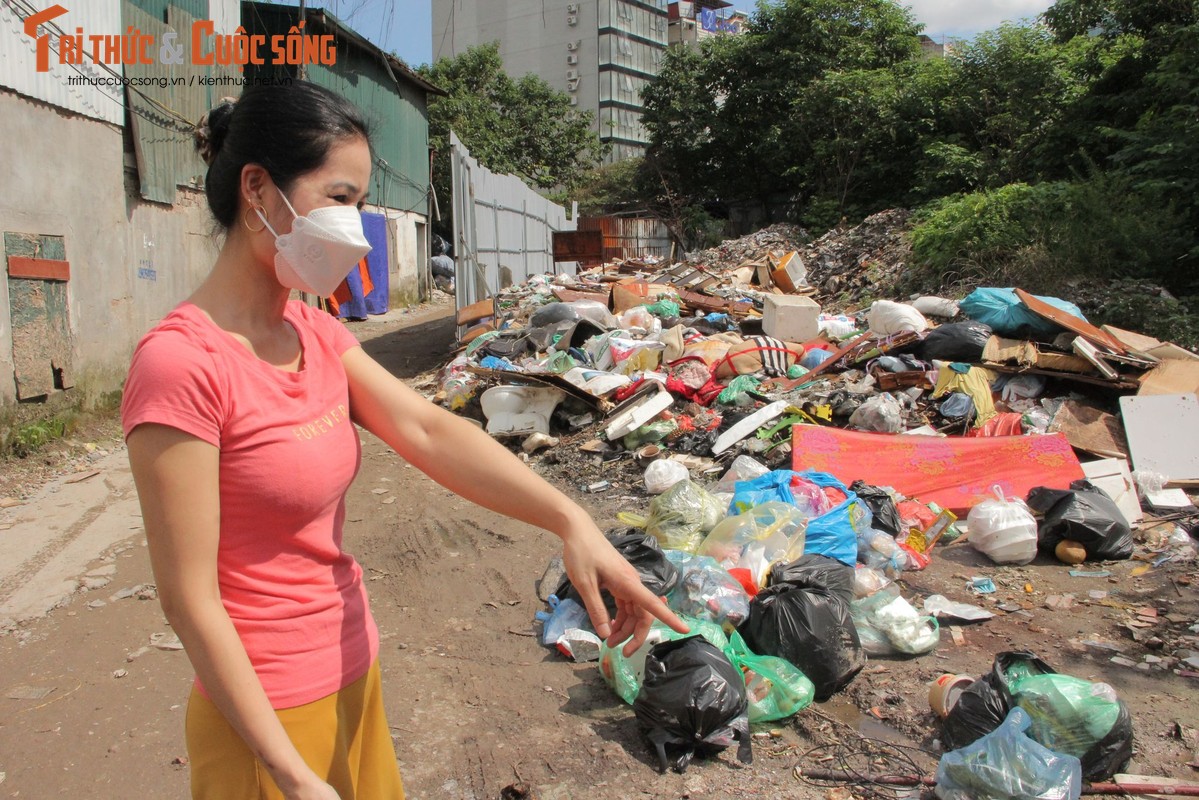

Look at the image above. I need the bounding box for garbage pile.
[432,217,1199,783]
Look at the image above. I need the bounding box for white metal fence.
[449,131,575,330]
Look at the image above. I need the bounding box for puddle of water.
[817,695,924,748]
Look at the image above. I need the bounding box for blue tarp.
[959,288,1086,339]
[362,212,390,316]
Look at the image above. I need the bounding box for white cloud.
[903,0,1054,39]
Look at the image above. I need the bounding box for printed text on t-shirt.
[293,404,350,441]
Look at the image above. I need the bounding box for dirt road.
[2,304,1197,799]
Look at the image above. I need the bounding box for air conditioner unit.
[569,96,578,106]
[566,53,578,64]
[567,2,579,12]
[566,69,579,80]
[566,40,579,51]
[567,15,578,25]
[567,78,580,92]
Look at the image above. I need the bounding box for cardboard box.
[762,294,820,342]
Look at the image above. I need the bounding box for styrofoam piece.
[604,384,674,440]
[712,400,789,455]
[762,295,821,343]
[1119,393,1199,481]
[1081,458,1143,526]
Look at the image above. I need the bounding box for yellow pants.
[185,660,404,799]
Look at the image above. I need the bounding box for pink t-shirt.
[120,300,378,709]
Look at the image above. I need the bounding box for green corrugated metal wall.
[307,61,429,216]
[242,3,430,217]
[123,0,430,214]
[122,0,213,204]
[123,0,244,204]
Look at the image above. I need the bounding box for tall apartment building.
[432,0,669,163]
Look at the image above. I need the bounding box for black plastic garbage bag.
[943,651,1133,781]
[1027,480,1134,561]
[914,321,992,363]
[767,553,856,607]
[633,636,753,773]
[943,677,1009,751]
[556,530,680,617]
[849,481,902,537]
[738,576,865,702]
[944,651,1062,750]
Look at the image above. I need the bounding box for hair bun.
[194,96,238,167]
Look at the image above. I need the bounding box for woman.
[122,81,686,800]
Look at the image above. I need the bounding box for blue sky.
[265,1,1056,68]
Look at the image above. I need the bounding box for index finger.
[626,580,689,634]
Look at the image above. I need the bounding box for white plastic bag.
[868,300,928,335]
[644,458,690,495]
[849,393,905,433]
[912,296,960,318]
[967,486,1039,565]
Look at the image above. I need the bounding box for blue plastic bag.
[959,288,1087,339]
[798,470,871,567]
[729,470,833,517]
[936,707,1082,800]
[536,595,592,646]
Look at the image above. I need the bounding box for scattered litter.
[969,577,996,594]
[149,632,184,651]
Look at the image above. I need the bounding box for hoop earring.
[242,205,267,233]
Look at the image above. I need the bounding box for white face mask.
[255,187,372,297]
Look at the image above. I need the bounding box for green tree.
[418,43,606,227]
[640,0,923,223]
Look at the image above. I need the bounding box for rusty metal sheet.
[552,230,604,264]
[1014,288,1126,354]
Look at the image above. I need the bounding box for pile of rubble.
[685,222,810,272]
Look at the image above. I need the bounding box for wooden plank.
[1014,288,1126,353]
[551,287,610,305]
[456,297,496,327]
[7,256,70,281]
[675,289,752,316]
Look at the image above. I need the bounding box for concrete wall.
[0,91,427,411]
[0,91,216,408]
[386,209,429,308]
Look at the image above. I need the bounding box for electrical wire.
[794,707,939,800]
[797,737,935,800]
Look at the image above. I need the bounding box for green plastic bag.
[644,479,726,552]
[645,299,681,319]
[717,375,762,406]
[725,631,814,722]
[1011,674,1122,759]
[597,616,728,704]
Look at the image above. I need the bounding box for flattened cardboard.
[1138,358,1199,397]
[1049,400,1128,459]
[1145,342,1199,362]
[1101,325,1162,354]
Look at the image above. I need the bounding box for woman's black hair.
[195,80,371,229]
